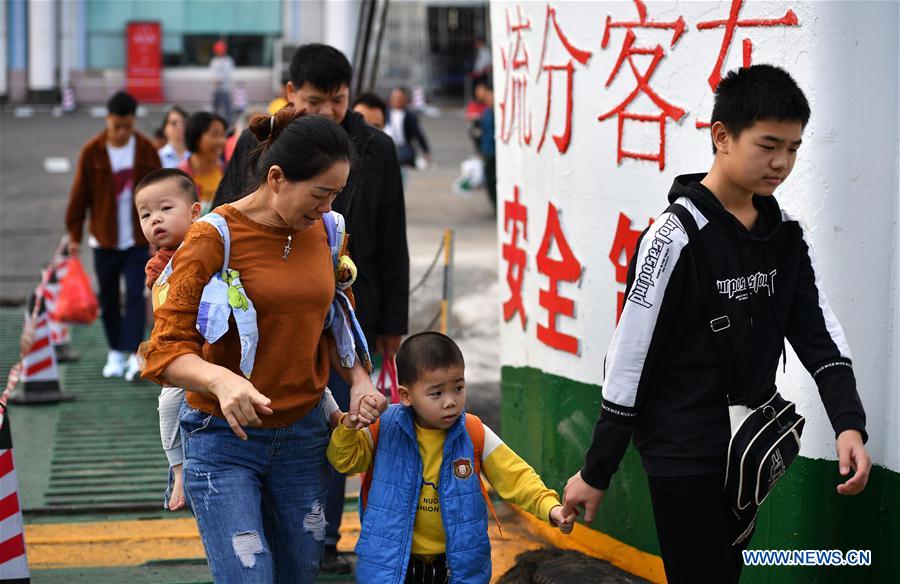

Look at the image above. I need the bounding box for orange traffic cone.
[0,413,30,582]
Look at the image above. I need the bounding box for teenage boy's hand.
[67,240,80,257]
[835,429,871,495]
[562,472,605,523]
[549,505,574,534]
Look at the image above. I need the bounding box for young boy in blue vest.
[328,332,573,583]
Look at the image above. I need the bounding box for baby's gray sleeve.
[158,387,185,467]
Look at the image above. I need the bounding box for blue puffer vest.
[355,405,491,583]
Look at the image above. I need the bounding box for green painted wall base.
[501,366,899,583]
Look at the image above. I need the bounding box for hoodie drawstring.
[764,241,788,372]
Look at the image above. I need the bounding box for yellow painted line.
[27,504,643,583]
[25,518,205,569]
[507,505,667,583]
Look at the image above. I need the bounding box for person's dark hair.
[289,44,352,93]
[396,332,465,387]
[352,92,387,117]
[134,168,198,203]
[710,64,810,153]
[107,91,137,116]
[474,80,493,92]
[184,111,227,153]
[156,106,188,141]
[248,104,355,186]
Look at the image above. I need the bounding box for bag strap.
[669,203,746,405]
[359,418,381,512]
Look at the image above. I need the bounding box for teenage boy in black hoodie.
[562,65,871,583]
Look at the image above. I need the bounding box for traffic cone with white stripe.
[0,415,30,583]
[38,260,80,363]
[8,308,72,404]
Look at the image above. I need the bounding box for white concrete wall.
[492,1,899,472]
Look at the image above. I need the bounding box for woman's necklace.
[282,235,292,261]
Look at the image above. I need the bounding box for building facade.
[1,0,489,105]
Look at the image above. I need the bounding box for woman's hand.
[209,370,274,440]
[348,377,387,429]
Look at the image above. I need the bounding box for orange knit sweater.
[141,205,337,427]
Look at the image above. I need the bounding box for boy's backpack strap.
[359,418,382,512]
[464,413,502,535]
[197,213,231,275]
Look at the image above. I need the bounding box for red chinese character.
[537,203,582,354]
[609,212,652,322]
[502,186,529,329]
[598,0,687,170]
[695,0,799,128]
[535,4,593,154]
[499,5,534,146]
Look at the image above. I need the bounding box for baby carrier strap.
[194,212,259,378]
[198,213,231,275]
[323,211,371,371]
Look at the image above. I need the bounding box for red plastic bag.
[376,357,401,404]
[53,257,99,324]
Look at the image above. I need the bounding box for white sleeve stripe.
[364,427,374,450]
[782,210,852,360]
[674,197,709,230]
[482,424,503,458]
[604,209,691,408]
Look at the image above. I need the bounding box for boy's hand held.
[349,379,388,429]
[835,429,871,495]
[563,472,605,524]
[550,505,574,535]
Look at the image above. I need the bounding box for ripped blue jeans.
[181,398,331,583]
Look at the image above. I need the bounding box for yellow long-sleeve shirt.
[327,417,561,556]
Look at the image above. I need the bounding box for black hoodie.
[581,173,867,489]
[213,110,410,346]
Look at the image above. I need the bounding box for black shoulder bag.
[669,204,805,545]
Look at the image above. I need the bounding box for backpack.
[360,412,502,532]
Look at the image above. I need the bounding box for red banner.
[126,21,164,103]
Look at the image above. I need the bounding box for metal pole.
[367,0,390,93]
[354,0,377,97]
[440,229,454,336]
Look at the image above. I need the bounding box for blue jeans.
[181,398,332,583]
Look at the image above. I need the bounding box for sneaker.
[102,350,126,378]
[321,544,352,574]
[124,353,140,382]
